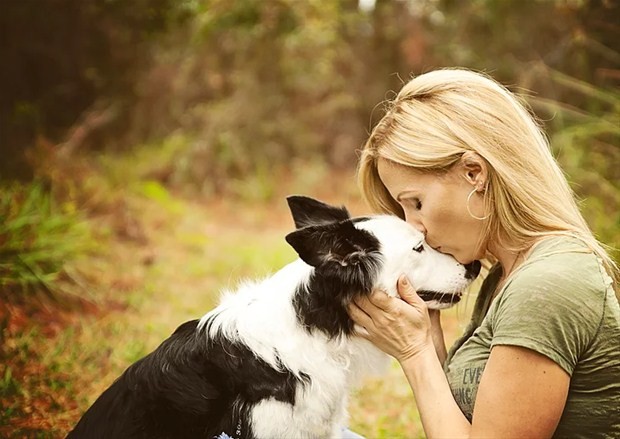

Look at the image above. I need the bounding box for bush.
[0,182,92,301]
[528,67,620,262]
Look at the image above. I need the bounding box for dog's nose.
[464,260,481,280]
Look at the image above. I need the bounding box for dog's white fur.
[198,215,472,438]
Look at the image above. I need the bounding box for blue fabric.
[341,427,366,439]
[214,427,365,438]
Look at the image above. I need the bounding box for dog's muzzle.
[416,290,462,305]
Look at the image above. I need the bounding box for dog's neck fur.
[293,257,380,339]
[199,256,385,375]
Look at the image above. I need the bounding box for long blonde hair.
[358,68,619,289]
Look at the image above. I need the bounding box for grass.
[0,149,478,438]
[0,182,92,301]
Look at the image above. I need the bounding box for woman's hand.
[348,275,435,363]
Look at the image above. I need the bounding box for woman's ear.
[461,151,489,191]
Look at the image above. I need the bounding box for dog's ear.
[285,221,374,268]
[286,195,350,229]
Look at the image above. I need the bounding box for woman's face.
[377,158,486,264]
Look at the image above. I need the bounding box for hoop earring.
[467,189,489,221]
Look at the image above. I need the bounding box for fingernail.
[400,276,409,287]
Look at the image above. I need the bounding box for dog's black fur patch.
[287,221,381,338]
[68,319,308,439]
[286,195,350,229]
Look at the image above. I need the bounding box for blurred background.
[1,0,618,437]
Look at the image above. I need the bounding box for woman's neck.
[487,240,538,297]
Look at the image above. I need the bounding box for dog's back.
[68,321,219,438]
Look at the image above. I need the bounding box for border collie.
[68,196,480,439]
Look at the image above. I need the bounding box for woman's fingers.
[348,301,372,326]
[396,275,424,307]
[348,302,375,338]
[347,278,434,361]
[353,281,419,317]
[352,290,389,314]
[368,289,393,310]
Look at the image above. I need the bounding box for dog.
[67,195,480,439]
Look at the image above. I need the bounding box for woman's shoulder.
[510,235,608,299]
[488,236,618,374]
[526,234,598,265]
[493,235,612,332]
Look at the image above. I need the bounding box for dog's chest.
[203,264,386,438]
[249,361,351,439]
[234,322,360,437]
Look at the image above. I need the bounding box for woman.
[349,68,620,438]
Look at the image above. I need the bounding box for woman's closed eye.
[403,197,422,210]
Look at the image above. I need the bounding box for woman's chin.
[455,254,478,265]
[438,248,477,265]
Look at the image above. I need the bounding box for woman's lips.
[428,241,455,258]
[435,246,463,262]
[427,240,442,252]
[434,245,448,255]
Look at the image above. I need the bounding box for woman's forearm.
[428,310,447,365]
[400,346,471,439]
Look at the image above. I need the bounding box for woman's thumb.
[397,275,422,305]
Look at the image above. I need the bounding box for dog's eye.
[413,243,424,253]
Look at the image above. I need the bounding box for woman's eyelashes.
[403,197,422,211]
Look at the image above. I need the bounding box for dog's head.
[285,195,480,309]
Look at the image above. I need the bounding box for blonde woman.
[349,68,620,438]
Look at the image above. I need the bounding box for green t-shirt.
[444,236,620,438]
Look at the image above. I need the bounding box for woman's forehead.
[377,157,458,188]
[377,157,419,177]
[377,158,414,185]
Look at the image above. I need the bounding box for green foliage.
[529,69,620,259]
[166,0,368,191]
[0,366,21,400]
[0,183,92,299]
[1,0,193,179]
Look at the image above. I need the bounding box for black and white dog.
[68,196,480,439]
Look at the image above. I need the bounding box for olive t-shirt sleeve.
[488,254,604,375]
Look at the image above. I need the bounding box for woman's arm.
[471,344,569,438]
[349,276,471,437]
[399,343,569,439]
[348,276,570,439]
[399,345,470,438]
[428,309,447,365]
